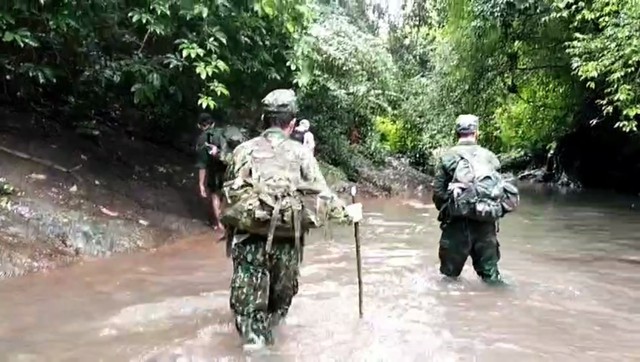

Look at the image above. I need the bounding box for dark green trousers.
[438,218,502,283]
[229,234,300,345]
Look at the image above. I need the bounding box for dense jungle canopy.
[1,0,639,192]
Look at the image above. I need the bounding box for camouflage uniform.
[0,178,14,195]
[225,89,349,345]
[195,127,228,194]
[432,115,503,283]
[0,178,14,209]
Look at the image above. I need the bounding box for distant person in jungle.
[432,114,519,284]
[195,113,227,232]
[349,127,361,146]
[290,119,315,153]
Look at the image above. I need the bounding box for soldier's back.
[239,132,302,150]
[233,134,307,177]
[441,143,499,173]
[280,137,308,157]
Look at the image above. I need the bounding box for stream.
[1,187,639,361]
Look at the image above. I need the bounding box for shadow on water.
[0,187,639,361]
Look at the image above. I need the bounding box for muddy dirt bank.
[0,110,433,279]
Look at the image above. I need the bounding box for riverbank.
[0,110,433,279]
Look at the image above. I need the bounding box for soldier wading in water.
[221,89,362,349]
[432,114,519,284]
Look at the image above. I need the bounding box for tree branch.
[516,64,566,71]
[0,146,83,180]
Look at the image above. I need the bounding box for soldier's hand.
[448,182,465,198]
[205,142,219,156]
[199,184,208,198]
[318,191,335,200]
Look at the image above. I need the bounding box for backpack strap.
[265,197,282,253]
[293,208,302,262]
[452,151,475,186]
[456,151,477,171]
[264,191,303,259]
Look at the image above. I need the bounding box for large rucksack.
[221,137,333,252]
[208,125,247,164]
[289,129,305,144]
[448,152,520,222]
[221,125,247,151]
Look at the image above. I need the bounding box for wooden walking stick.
[350,185,364,318]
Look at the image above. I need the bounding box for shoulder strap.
[456,151,477,173]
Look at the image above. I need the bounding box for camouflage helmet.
[261,89,298,115]
[455,114,479,134]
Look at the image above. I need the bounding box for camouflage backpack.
[221,137,331,252]
[448,152,520,222]
[221,125,247,151]
[206,125,247,164]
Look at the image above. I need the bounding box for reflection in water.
[0,188,639,361]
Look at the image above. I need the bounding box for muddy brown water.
[1,187,640,361]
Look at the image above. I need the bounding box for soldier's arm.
[300,150,330,191]
[303,132,316,151]
[432,158,450,211]
[223,151,237,182]
[490,151,501,171]
[299,150,352,222]
[224,144,249,182]
[213,132,231,163]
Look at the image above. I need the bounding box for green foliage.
[373,116,402,153]
[292,7,456,173]
[431,0,578,151]
[0,0,311,135]
[386,0,638,164]
[493,75,575,152]
[382,0,593,162]
[557,0,640,132]
[318,160,349,187]
[292,11,397,173]
[2,0,638,181]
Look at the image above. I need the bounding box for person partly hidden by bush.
[195,113,247,232]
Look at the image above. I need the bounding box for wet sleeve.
[491,152,501,171]
[300,151,352,223]
[300,150,329,191]
[212,132,230,162]
[225,144,251,182]
[304,132,315,150]
[326,196,351,224]
[224,152,236,182]
[432,159,450,210]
